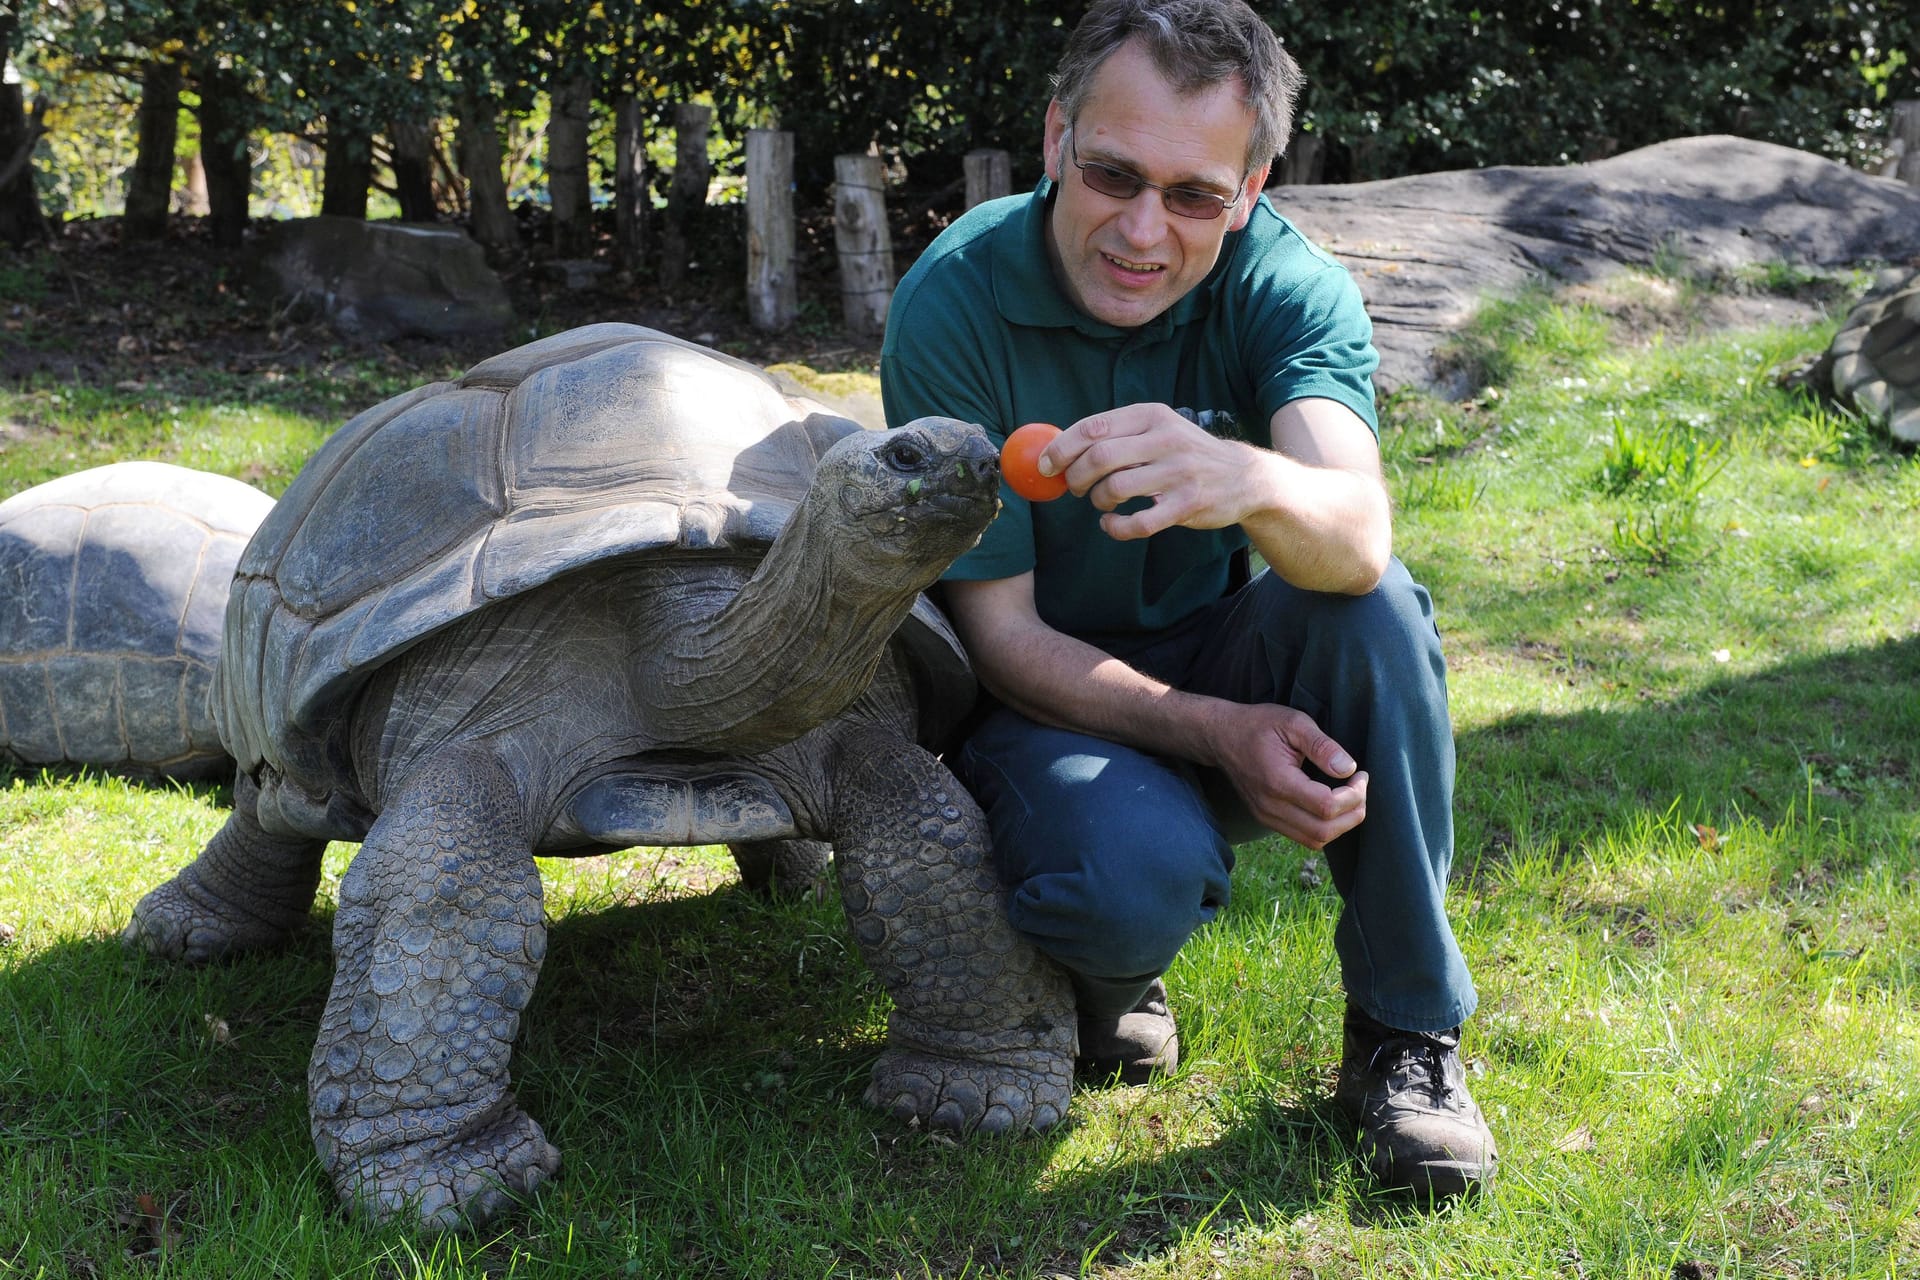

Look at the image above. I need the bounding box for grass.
[4,267,1919,1277]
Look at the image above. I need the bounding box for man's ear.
[1228,162,1271,231]
[1043,100,1068,182]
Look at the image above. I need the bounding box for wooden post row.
[745,129,797,332]
[833,153,895,338]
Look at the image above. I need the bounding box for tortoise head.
[809,416,1002,583]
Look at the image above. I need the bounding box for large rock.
[247,216,514,343]
[1268,136,1920,396]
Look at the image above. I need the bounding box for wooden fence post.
[1889,100,1920,188]
[661,102,713,291]
[964,148,1010,208]
[746,129,797,332]
[834,153,895,338]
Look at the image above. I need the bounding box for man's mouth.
[1102,252,1164,274]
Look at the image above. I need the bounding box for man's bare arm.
[1040,396,1391,595]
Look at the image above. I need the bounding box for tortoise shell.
[216,323,971,805]
[0,461,273,779]
[1828,266,1920,444]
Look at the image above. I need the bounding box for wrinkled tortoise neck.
[649,490,921,753]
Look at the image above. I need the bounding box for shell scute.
[73,505,209,658]
[276,386,507,618]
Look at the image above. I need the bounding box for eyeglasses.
[1066,129,1245,221]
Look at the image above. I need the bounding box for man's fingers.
[1098,494,1191,541]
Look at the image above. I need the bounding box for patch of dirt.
[1,213,895,395]
[1558,274,1840,345]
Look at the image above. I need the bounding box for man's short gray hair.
[1051,0,1305,173]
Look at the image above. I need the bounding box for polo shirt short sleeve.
[881,181,1378,651]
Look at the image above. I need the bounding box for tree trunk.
[0,11,49,247]
[321,117,373,219]
[613,92,646,274]
[194,66,252,249]
[124,57,183,241]
[833,152,893,337]
[547,72,593,257]
[660,102,711,291]
[389,120,437,221]
[745,130,795,331]
[457,93,517,257]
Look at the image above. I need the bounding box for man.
[879,0,1495,1197]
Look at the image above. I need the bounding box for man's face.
[1042,39,1269,330]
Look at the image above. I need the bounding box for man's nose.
[1112,190,1171,249]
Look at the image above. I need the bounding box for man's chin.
[1079,287,1171,330]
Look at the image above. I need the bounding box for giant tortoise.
[0,461,274,779]
[124,323,1076,1229]
[1826,265,1920,445]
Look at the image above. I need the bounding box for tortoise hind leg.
[729,837,831,898]
[828,726,1076,1135]
[123,772,328,963]
[309,747,559,1231]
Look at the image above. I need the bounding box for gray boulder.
[247,216,514,343]
[1270,135,1920,396]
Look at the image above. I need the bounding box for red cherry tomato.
[1000,422,1068,502]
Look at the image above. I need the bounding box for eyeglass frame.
[1063,125,1250,222]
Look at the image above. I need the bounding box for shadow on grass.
[1453,630,1920,870]
[4,860,1356,1273]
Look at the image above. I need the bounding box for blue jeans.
[948,558,1476,1034]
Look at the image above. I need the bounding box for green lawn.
[2,268,1917,1279]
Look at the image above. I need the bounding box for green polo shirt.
[881,179,1378,651]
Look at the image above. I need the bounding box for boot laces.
[1368,1033,1456,1105]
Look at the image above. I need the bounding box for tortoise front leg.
[309,747,559,1231]
[828,726,1075,1135]
[123,771,328,962]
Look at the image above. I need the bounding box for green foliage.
[14,0,1917,224]
[1593,417,1727,502]
[1275,0,1919,179]
[1590,409,1728,567]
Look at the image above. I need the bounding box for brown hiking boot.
[1334,1004,1497,1198]
[1076,979,1179,1084]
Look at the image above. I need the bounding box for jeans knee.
[1007,830,1230,980]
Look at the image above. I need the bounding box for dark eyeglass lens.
[1082,162,1142,198]
[1080,160,1227,219]
[1164,189,1227,218]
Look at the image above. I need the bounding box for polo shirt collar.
[990,177,1232,343]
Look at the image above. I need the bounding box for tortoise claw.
[865,1049,1072,1137]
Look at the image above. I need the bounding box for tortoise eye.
[882,439,928,471]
